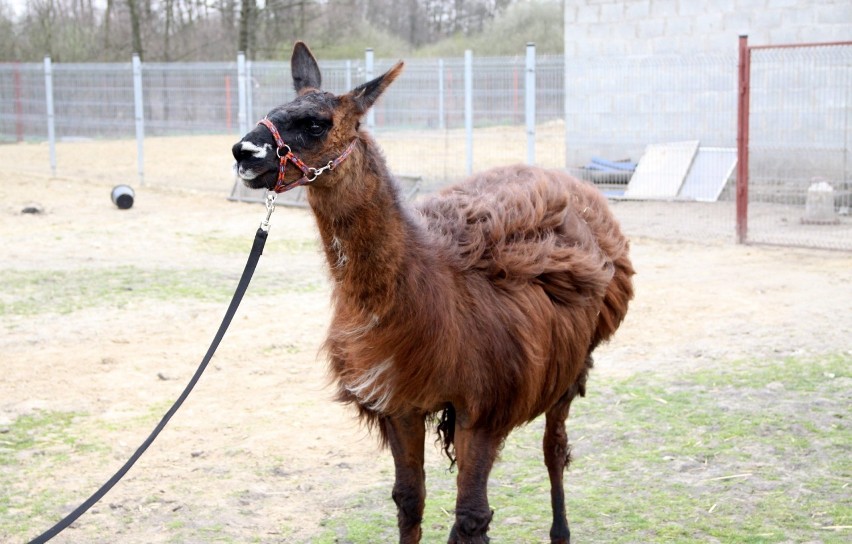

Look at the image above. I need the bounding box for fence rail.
[1,41,850,251]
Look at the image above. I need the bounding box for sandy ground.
[1,138,851,543]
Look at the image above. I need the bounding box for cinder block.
[564,4,578,23]
[693,12,725,33]
[666,16,694,36]
[637,19,666,39]
[751,10,783,30]
[816,3,852,25]
[651,0,677,17]
[764,0,798,8]
[651,36,682,54]
[625,0,651,20]
[677,0,707,17]
[600,2,623,21]
[577,4,601,23]
[768,26,801,45]
[722,11,753,36]
[628,39,654,55]
[737,0,775,10]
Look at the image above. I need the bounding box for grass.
[186,233,318,255]
[314,353,851,543]
[0,410,105,538]
[0,267,237,316]
[0,226,322,317]
[4,354,848,543]
[0,266,326,317]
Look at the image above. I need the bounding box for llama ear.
[291,41,322,95]
[349,61,404,114]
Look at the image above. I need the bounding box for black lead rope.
[27,225,270,544]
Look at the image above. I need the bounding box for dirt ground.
[1,138,851,543]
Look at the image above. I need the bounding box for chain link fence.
[1,43,850,250]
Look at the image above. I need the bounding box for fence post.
[132,53,145,186]
[525,42,536,165]
[14,62,23,142]
[246,58,254,127]
[43,56,56,177]
[237,52,248,135]
[365,48,375,131]
[465,49,473,176]
[438,59,445,130]
[345,59,352,91]
[736,35,751,244]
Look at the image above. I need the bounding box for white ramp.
[624,140,699,199]
[678,147,737,202]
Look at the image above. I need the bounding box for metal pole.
[14,62,23,142]
[365,48,375,131]
[438,59,445,130]
[345,59,352,91]
[132,54,145,186]
[525,42,536,165]
[237,52,247,135]
[465,49,473,176]
[43,56,56,177]
[736,35,750,244]
[246,59,254,128]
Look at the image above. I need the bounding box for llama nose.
[232,141,249,162]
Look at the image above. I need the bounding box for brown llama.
[232,42,634,544]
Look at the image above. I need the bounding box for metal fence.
[738,39,852,251]
[1,42,850,251]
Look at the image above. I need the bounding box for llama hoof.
[550,526,570,543]
[447,537,490,544]
[448,512,492,543]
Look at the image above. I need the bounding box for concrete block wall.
[564,0,852,58]
[562,0,852,171]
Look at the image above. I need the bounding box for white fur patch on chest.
[344,358,395,412]
[338,313,380,340]
[331,236,349,269]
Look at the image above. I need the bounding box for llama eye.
[306,122,326,137]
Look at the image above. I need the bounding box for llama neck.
[307,138,431,315]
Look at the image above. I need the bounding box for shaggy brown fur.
[233,42,634,544]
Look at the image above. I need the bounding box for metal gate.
[737,37,852,250]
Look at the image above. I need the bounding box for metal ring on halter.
[307,161,335,182]
[276,144,291,158]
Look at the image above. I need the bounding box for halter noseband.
[257,118,357,193]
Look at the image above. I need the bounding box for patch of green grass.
[0,267,236,316]
[0,410,105,540]
[312,353,852,543]
[187,232,318,255]
[0,411,89,461]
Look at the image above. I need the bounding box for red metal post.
[736,35,751,244]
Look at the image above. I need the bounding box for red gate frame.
[736,36,852,244]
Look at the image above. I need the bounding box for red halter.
[257,118,357,193]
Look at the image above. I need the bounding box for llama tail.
[435,404,457,467]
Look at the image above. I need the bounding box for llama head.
[232,41,404,192]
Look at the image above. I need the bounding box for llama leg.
[543,390,579,544]
[448,426,501,544]
[382,413,427,544]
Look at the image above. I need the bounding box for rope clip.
[260,192,276,231]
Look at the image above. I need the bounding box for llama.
[232,42,634,544]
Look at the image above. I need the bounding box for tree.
[238,0,255,57]
[127,0,144,59]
